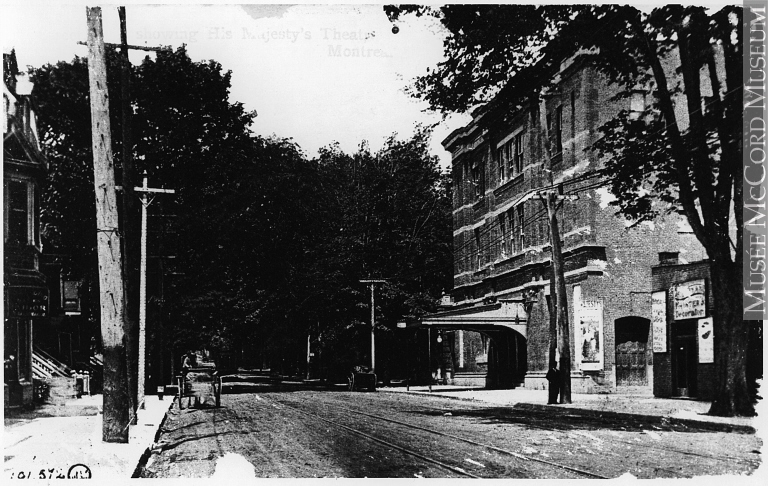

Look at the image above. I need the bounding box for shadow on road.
[405,406,755,435]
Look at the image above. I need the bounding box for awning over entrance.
[419,300,528,338]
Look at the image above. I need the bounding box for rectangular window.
[6,180,29,246]
[33,185,40,249]
[517,205,526,248]
[471,159,485,201]
[499,215,507,258]
[547,106,563,157]
[497,147,505,184]
[474,228,482,268]
[514,131,525,174]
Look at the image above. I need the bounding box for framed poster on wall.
[652,291,667,353]
[578,299,604,371]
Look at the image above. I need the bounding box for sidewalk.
[383,385,758,433]
[3,394,171,480]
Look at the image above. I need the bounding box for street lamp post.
[397,321,409,390]
[428,327,432,393]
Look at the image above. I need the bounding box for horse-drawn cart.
[176,365,222,409]
[348,366,377,392]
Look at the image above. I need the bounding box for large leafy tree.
[32,46,454,382]
[387,4,755,416]
[31,46,259,369]
[309,129,453,381]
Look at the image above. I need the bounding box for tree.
[33,45,454,386]
[309,129,453,381]
[31,46,259,378]
[386,4,755,416]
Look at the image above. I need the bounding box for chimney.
[659,251,679,265]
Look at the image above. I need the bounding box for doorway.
[672,321,697,397]
[614,316,650,387]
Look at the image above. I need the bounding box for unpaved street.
[138,386,761,479]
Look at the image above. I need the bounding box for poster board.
[652,291,667,353]
[577,299,604,371]
[672,279,706,320]
[698,317,714,363]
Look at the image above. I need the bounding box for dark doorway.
[672,321,697,397]
[614,317,650,387]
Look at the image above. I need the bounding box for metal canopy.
[418,300,529,339]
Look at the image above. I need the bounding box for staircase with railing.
[32,346,73,379]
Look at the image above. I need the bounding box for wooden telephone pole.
[536,94,575,404]
[85,6,130,442]
[117,5,139,422]
[135,172,174,409]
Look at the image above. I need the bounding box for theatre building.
[4,50,48,408]
[425,53,707,393]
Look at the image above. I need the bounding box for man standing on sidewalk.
[546,364,561,404]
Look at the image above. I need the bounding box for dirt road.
[139,389,762,479]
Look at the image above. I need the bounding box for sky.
[1,2,472,167]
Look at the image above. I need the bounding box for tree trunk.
[547,192,572,404]
[86,6,130,442]
[708,257,755,416]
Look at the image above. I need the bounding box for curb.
[131,400,174,478]
[381,390,755,435]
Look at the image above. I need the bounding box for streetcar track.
[268,397,480,478]
[333,392,761,469]
[270,395,607,479]
[305,392,761,477]
[426,404,763,468]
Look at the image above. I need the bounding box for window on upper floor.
[5,179,39,249]
[547,105,563,159]
[497,131,526,187]
[496,144,507,184]
[471,159,484,201]
[499,214,508,259]
[474,227,482,268]
[517,204,526,249]
[514,131,525,174]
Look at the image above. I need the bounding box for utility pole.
[85,6,129,442]
[118,5,139,422]
[82,6,165,417]
[360,279,385,372]
[135,172,174,409]
[536,93,575,404]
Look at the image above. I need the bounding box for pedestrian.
[546,364,561,404]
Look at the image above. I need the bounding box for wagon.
[176,366,222,409]
[348,369,377,392]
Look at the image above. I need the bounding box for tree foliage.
[387,4,755,416]
[31,47,452,382]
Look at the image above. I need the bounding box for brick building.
[4,50,48,408]
[426,54,708,393]
[650,256,716,399]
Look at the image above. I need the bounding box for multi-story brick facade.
[429,55,708,393]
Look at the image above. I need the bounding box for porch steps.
[32,347,73,379]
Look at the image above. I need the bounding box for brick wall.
[651,261,716,399]
[443,58,708,393]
